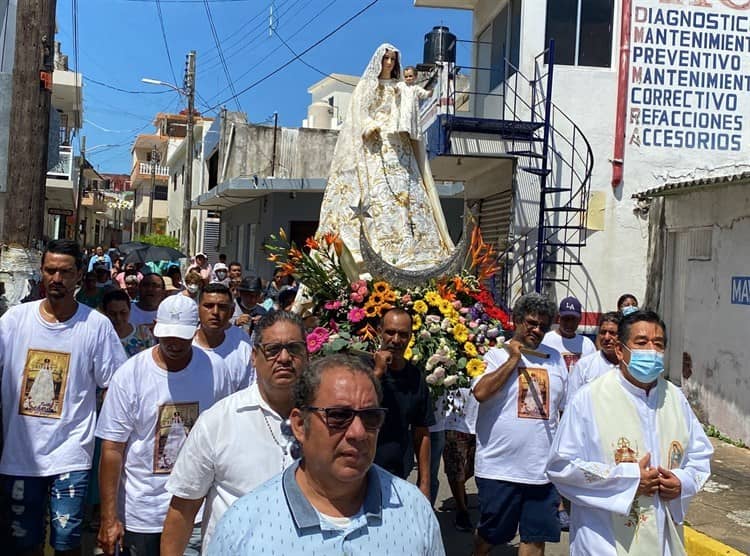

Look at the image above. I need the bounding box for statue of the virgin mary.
[316,43,455,275]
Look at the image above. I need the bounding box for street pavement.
[686,437,750,555]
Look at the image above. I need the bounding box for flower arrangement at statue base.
[265,228,513,401]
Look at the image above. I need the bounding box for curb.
[685,526,745,556]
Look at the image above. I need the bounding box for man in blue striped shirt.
[207,354,444,555]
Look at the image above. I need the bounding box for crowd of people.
[0,239,713,556]
[0,42,714,556]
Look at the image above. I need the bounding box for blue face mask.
[622,306,639,317]
[624,347,664,383]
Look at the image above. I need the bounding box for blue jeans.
[1,470,89,552]
[429,430,446,506]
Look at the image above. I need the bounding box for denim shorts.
[1,470,89,551]
[475,477,560,545]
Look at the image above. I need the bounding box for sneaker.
[558,509,570,532]
[454,510,473,532]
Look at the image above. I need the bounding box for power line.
[154,0,180,86]
[201,0,339,104]
[200,0,302,71]
[204,0,376,111]
[273,26,355,88]
[199,0,289,67]
[202,0,243,112]
[84,76,172,95]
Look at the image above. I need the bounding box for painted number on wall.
[731,276,750,305]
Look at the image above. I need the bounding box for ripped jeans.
[0,470,89,552]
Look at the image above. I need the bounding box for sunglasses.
[256,341,307,359]
[306,406,388,431]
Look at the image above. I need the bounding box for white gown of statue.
[317,43,454,273]
[28,362,55,411]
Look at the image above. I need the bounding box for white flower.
[443,375,459,387]
[433,367,446,379]
[429,324,441,334]
[425,373,438,385]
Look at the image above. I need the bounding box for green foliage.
[704,424,747,448]
[135,234,180,249]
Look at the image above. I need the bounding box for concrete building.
[302,74,359,130]
[164,116,213,256]
[637,174,750,443]
[411,1,750,436]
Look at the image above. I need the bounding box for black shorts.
[475,477,561,545]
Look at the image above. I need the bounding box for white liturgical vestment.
[547,370,712,556]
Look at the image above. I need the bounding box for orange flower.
[364,301,379,318]
[279,227,287,241]
[305,237,319,250]
[279,262,296,276]
[323,232,337,246]
[437,282,456,301]
[332,236,344,256]
[373,281,389,294]
[370,293,384,305]
[267,253,279,262]
[383,290,396,302]
[359,323,378,342]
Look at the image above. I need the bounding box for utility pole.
[148,145,158,235]
[3,0,56,247]
[74,136,85,244]
[271,111,278,177]
[1,0,57,307]
[180,50,195,256]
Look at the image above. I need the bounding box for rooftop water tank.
[423,26,456,65]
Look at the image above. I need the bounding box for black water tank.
[423,26,456,65]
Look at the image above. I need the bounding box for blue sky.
[55,0,472,173]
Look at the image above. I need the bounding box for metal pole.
[180,50,196,255]
[148,145,157,235]
[74,136,85,244]
[270,111,278,177]
[534,39,555,293]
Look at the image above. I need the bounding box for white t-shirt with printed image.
[473,345,568,484]
[193,325,255,391]
[95,346,233,533]
[0,301,127,476]
[128,302,158,327]
[541,330,596,372]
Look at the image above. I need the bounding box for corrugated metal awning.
[633,171,750,199]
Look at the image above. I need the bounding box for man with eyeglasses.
[160,311,308,555]
[208,353,445,555]
[471,292,568,556]
[547,310,713,556]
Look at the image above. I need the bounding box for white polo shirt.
[166,383,295,550]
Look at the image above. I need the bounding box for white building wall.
[465,0,750,314]
[660,184,750,442]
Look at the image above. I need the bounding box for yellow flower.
[464,341,478,358]
[453,323,469,344]
[412,314,422,331]
[408,334,415,347]
[466,358,486,378]
[438,299,453,316]
[373,281,389,294]
[424,291,441,306]
[405,347,414,361]
[413,300,428,314]
[370,293,384,305]
[364,301,379,318]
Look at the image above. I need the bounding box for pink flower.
[324,300,342,310]
[348,306,366,323]
[328,319,340,333]
[401,294,412,304]
[312,327,330,341]
[350,292,364,304]
[459,307,470,314]
[452,300,463,309]
[351,279,367,292]
[357,285,368,296]
[307,332,325,353]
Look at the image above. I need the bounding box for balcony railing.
[47,145,74,180]
[138,162,170,177]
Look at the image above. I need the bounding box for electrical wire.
[84,76,172,95]
[202,0,243,112]
[154,0,180,87]
[204,0,378,111]
[273,28,355,88]
[201,0,339,104]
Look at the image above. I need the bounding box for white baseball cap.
[153,295,199,340]
[213,262,228,272]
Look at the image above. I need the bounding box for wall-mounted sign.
[48,208,73,216]
[731,276,750,305]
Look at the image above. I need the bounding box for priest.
[547,310,713,556]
